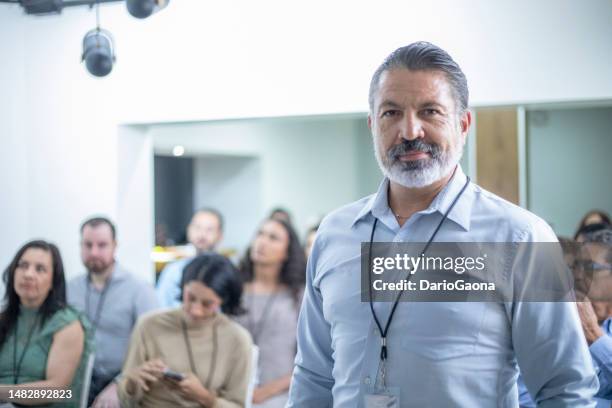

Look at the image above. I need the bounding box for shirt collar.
[351,166,473,231]
[86,262,126,284]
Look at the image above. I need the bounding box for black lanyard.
[181,318,217,389]
[85,273,112,332]
[13,313,40,384]
[367,176,470,365]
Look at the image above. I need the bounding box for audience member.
[156,208,224,308]
[67,217,158,407]
[0,240,92,407]
[521,229,612,407]
[236,218,305,408]
[575,209,611,240]
[576,223,610,243]
[268,208,293,227]
[303,224,319,260]
[118,252,252,408]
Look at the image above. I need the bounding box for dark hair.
[80,216,117,240]
[239,218,306,300]
[0,240,67,350]
[575,222,610,241]
[193,207,224,232]
[269,207,293,226]
[306,223,320,236]
[575,210,611,239]
[180,252,243,316]
[369,41,469,114]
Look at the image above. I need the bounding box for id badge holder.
[364,387,400,408]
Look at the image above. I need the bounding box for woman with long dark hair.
[236,218,306,408]
[0,240,92,406]
[118,252,252,408]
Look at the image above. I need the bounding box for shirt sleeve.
[590,333,612,399]
[134,279,160,323]
[214,328,253,408]
[287,235,334,408]
[511,219,599,407]
[117,319,148,407]
[155,261,183,308]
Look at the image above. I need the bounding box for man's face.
[187,212,222,253]
[368,69,471,188]
[81,224,116,274]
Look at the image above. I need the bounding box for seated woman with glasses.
[0,240,92,407]
[118,252,252,408]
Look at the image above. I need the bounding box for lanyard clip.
[380,336,387,361]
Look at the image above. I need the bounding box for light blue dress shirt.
[519,317,612,408]
[287,167,598,408]
[592,318,612,402]
[155,257,192,308]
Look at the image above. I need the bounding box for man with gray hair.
[287,42,598,407]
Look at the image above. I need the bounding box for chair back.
[80,352,96,408]
[245,345,259,408]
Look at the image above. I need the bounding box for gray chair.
[80,353,96,408]
[245,345,259,408]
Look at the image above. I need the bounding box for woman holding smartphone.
[118,253,252,408]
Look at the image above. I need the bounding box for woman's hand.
[91,381,120,408]
[576,297,604,344]
[253,385,274,404]
[125,359,166,394]
[253,374,292,404]
[173,373,216,407]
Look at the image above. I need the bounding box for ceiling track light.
[81,1,115,77]
[2,0,170,78]
[126,0,169,19]
[82,28,116,77]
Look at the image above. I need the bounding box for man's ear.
[459,110,472,145]
[367,115,373,131]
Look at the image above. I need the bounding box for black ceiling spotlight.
[1,0,171,78]
[126,0,168,19]
[82,28,116,77]
[19,0,63,15]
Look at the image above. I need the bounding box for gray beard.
[374,140,463,188]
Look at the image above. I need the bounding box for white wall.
[153,116,363,241]
[0,7,28,298]
[193,155,262,255]
[2,0,612,281]
[116,126,155,283]
[527,107,612,237]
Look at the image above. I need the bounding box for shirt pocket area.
[399,302,487,361]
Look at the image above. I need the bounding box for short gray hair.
[368,41,469,114]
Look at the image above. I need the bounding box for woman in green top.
[0,240,92,407]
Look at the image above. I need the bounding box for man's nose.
[399,112,425,141]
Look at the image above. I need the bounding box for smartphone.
[162,368,185,381]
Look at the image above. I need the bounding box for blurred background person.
[303,224,319,260]
[268,208,293,227]
[521,229,612,407]
[157,208,224,308]
[0,240,92,407]
[118,252,251,408]
[67,216,158,407]
[236,218,305,408]
[575,209,611,240]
